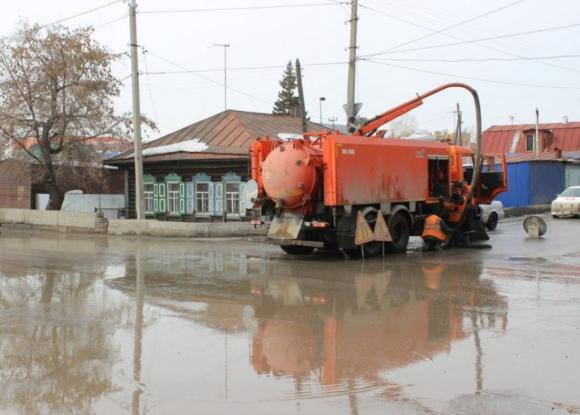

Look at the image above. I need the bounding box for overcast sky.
[2,0,580,139]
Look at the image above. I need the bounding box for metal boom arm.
[354,82,480,140]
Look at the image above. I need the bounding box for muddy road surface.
[0,216,579,414]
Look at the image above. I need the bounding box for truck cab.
[448,146,508,204]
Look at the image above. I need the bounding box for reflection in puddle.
[0,235,516,414]
[109,253,508,411]
[248,262,507,392]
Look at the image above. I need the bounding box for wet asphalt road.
[0,216,579,415]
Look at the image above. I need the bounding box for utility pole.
[295,59,307,133]
[319,97,326,127]
[345,0,359,133]
[455,103,463,146]
[129,0,145,220]
[213,43,230,111]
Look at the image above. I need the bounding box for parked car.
[479,200,505,230]
[551,186,580,218]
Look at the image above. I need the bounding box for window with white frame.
[526,134,535,152]
[225,182,240,213]
[196,182,210,213]
[167,182,180,213]
[144,183,154,213]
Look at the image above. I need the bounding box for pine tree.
[272,61,299,115]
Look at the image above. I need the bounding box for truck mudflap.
[268,212,304,240]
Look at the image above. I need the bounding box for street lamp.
[319,97,326,127]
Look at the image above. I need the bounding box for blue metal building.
[496,161,565,207]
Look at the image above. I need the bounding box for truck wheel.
[485,212,498,230]
[280,245,315,255]
[387,213,410,254]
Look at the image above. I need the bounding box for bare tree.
[387,114,418,138]
[0,23,151,210]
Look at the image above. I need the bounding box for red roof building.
[482,122,580,159]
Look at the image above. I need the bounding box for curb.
[504,205,550,218]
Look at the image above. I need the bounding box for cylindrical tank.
[262,140,319,209]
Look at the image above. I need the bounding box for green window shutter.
[179,183,186,214]
[215,182,223,215]
[158,183,166,212]
[208,182,215,215]
[186,182,194,213]
[153,183,159,213]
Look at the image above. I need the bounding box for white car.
[551,186,580,218]
[479,200,505,230]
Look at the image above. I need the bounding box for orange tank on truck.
[247,83,509,257]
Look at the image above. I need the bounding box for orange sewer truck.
[246,83,508,256]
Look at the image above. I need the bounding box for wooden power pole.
[296,59,307,133]
[346,0,359,133]
[129,0,145,219]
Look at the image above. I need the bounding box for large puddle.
[0,231,579,414]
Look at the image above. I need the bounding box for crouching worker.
[422,214,452,251]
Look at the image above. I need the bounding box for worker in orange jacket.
[445,181,471,224]
[422,214,452,250]
[444,181,490,246]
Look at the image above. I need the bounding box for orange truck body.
[323,135,450,206]
[249,84,508,254]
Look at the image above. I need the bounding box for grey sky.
[2,0,580,139]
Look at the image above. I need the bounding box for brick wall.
[0,160,32,209]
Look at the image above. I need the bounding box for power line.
[141,49,160,127]
[362,0,527,56]
[44,0,124,27]
[363,58,580,90]
[139,2,348,14]
[143,60,347,75]
[142,51,580,75]
[373,54,580,63]
[365,22,580,57]
[359,7,580,74]
[146,50,272,105]
[94,15,128,31]
[0,0,124,42]
[369,0,580,72]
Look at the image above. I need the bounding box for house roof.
[506,151,563,163]
[12,136,132,162]
[482,122,580,155]
[107,110,321,164]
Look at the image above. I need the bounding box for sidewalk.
[0,208,267,238]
